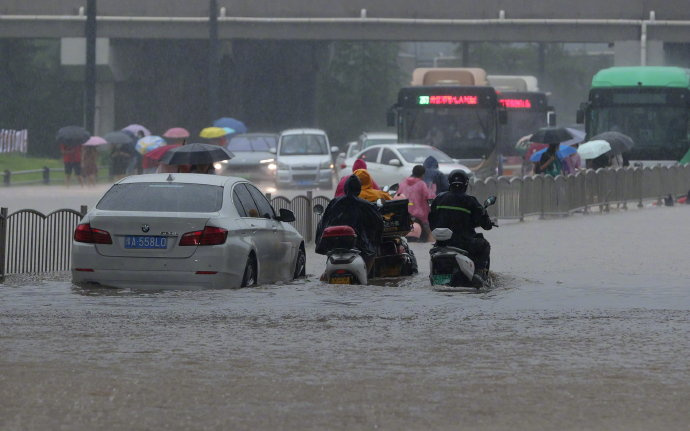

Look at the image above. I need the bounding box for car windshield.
[362,137,396,149]
[97,183,223,212]
[227,135,276,152]
[397,147,454,164]
[279,134,328,155]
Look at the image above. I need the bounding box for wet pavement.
[1,205,689,430]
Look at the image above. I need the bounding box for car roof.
[360,132,397,139]
[359,143,433,151]
[229,133,278,138]
[280,128,327,136]
[117,173,247,187]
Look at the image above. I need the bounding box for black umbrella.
[103,131,136,146]
[161,143,235,166]
[56,125,90,147]
[591,131,634,153]
[530,127,577,145]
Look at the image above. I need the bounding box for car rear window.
[227,135,276,152]
[96,183,223,212]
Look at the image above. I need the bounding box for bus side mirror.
[498,109,508,125]
[576,109,584,124]
[547,109,557,126]
[386,109,396,127]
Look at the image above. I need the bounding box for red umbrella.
[144,144,182,162]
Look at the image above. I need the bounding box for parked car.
[214,133,278,180]
[340,143,472,186]
[71,174,305,289]
[275,128,337,188]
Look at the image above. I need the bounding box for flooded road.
[1,205,689,430]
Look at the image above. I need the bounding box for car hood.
[224,151,275,165]
[277,155,330,165]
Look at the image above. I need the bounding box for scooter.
[429,195,497,289]
[313,197,417,285]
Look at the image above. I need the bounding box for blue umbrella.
[530,144,578,162]
[213,117,247,134]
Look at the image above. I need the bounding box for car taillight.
[340,163,347,169]
[179,226,228,246]
[74,223,112,244]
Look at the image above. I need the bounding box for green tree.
[316,42,404,148]
[0,39,82,157]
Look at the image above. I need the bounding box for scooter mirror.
[313,204,324,215]
[484,195,497,207]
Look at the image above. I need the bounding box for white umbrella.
[577,140,611,160]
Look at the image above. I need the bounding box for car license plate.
[124,235,168,249]
[329,276,353,284]
[432,274,452,285]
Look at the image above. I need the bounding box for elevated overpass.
[2,0,690,44]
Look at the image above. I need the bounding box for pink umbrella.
[122,124,151,137]
[83,136,108,147]
[162,127,190,139]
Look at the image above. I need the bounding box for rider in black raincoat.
[315,175,383,263]
[429,170,494,283]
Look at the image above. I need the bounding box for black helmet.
[448,169,469,192]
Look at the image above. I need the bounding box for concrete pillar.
[95,82,115,136]
[614,40,664,66]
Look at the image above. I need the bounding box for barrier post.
[305,190,313,243]
[43,166,50,184]
[80,205,88,216]
[3,170,10,186]
[0,207,7,281]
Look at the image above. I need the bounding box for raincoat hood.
[354,169,392,202]
[352,159,367,171]
[344,175,362,197]
[403,176,423,187]
[423,156,439,170]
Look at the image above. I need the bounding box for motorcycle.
[313,195,417,285]
[429,195,497,289]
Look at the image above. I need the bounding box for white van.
[276,129,337,188]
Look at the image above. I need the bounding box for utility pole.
[208,0,220,122]
[84,0,97,133]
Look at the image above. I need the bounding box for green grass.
[0,152,75,184]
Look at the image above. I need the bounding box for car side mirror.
[330,146,339,153]
[498,109,508,125]
[313,204,324,215]
[389,159,402,167]
[547,110,557,127]
[484,195,497,208]
[386,109,396,127]
[576,109,584,124]
[278,208,295,223]
[269,147,277,154]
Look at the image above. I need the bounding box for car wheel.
[241,254,257,287]
[293,246,306,279]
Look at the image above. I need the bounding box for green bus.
[577,66,690,163]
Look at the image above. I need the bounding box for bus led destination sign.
[418,95,478,105]
[499,98,532,109]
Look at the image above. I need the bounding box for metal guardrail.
[2,166,109,186]
[0,165,688,278]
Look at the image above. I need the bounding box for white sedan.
[340,143,472,186]
[71,174,305,289]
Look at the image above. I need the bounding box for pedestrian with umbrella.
[161,143,234,174]
[200,126,232,147]
[81,136,107,186]
[213,117,248,134]
[162,127,190,146]
[56,126,90,187]
[104,130,136,180]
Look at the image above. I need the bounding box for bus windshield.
[401,107,495,159]
[589,105,689,160]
